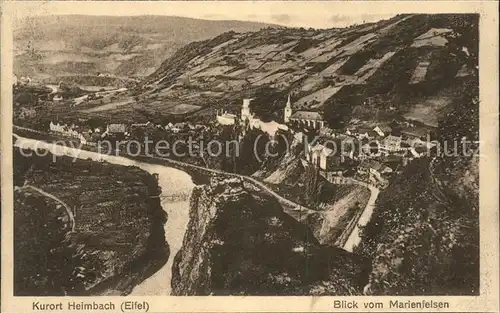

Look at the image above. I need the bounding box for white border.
[1,2,498,312]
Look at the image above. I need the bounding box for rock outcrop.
[171,176,369,295]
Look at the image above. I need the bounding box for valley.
[12,12,480,297]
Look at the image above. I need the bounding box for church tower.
[284,94,292,123]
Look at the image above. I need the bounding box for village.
[47,94,436,189]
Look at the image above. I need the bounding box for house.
[319,127,337,138]
[174,122,187,129]
[49,121,64,133]
[373,126,385,137]
[289,111,325,129]
[337,135,357,159]
[381,135,402,152]
[106,124,126,134]
[359,160,389,183]
[216,110,237,125]
[404,135,436,150]
[357,127,379,140]
[171,122,187,133]
[306,143,334,171]
[90,132,101,143]
[373,125,392,137]
[293,131,305,144]
[360,139,381,158]
[131,122,151,128]
[380,164,393,174]
[381,154,403,166]
[79,133,89,144]
[401,127,429,141]
[19,76,32,85]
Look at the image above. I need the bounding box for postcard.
[1,1,498,312]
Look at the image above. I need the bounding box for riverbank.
[14,136,196,296]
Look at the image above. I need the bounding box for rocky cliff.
[356,156,479,295]
[171,176,369,295]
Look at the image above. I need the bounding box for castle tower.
[284,94,292,123]
[241,98,253,121]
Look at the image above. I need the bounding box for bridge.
[153,193,191,202]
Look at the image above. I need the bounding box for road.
[22,184,76,232]
[318,173,381,250]
[342,181,380,252]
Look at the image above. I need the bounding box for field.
[81,99,135,113]
[409,61,431,84]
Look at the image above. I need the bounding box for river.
[14,136,195,295]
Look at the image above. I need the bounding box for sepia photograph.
[1,1,498,312]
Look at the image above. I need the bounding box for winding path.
[342,183,379,252]
[22,184,76,232]
[321,175,381,251]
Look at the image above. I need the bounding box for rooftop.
[358,128,379,137]
[377,125,392,133]
[290,111,323,121]
[384,134,402,141]
[360,160,383,171]
[310,143,334,156]
[108,124,126,133]
[401,127,429,138]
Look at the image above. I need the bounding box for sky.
[6,1,401,29]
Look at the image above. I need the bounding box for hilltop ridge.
[125,14,476,127]
[14,15,274,78]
